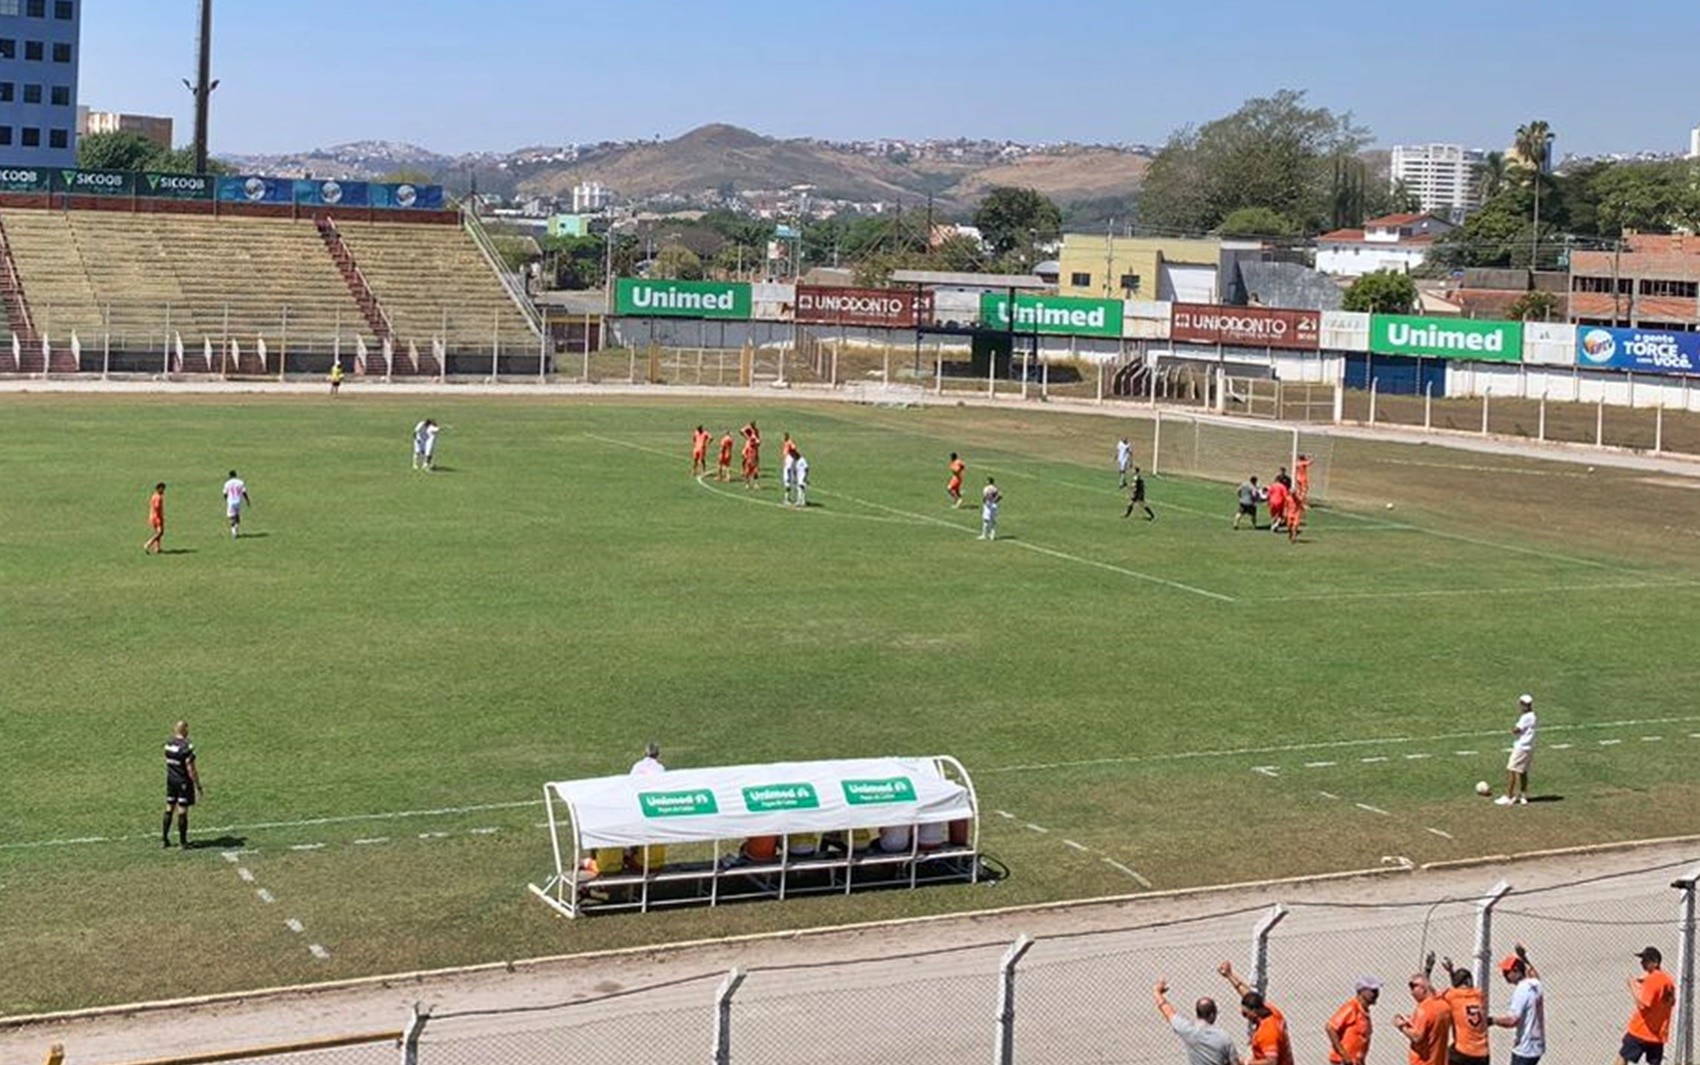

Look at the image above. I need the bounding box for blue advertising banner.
[371,182,444,210]
[217,175,294,204]
[292,179,370,207]
[1575,326,1700,376]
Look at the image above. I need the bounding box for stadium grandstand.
[0,183,540,376]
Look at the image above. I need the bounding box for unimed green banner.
[980,292,1123,338]
[615,279,751,319]
[55,168,135,197]
[1370,315,1522,362]
[141,172,215,201]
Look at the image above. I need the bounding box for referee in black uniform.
[163,720,202,848]
[1122,467,1155,521]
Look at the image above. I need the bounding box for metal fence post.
[712,967,746,1065]
[400,1003,429,1065]
[1674,866,1700,1065]
[1474,879,1512,1011]
[995,934,1035,1065]
[43,1044,64,1065]
[1250,904,1287,996]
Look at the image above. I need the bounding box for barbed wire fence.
[36,857,1699,1065]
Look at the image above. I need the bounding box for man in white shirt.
[1116,437,1133,488]
[781,447,798,506]
[1156,979,1242,1065]
[221,470,250,539]
[979,478,1001,540]
[1498,694,1537,806]
[1492,948,1545,1065]
[792,453,809,509]
[630,741,664,776]
[422,420,441,471]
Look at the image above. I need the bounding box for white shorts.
[1507,748,1533,774]
[226,504,241,519]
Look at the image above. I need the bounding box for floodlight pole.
[186,0,218,175]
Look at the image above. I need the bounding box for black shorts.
[1449,1050,1490,1065]
[1238,502,1257,516]
[1510,1053,1542,1065]
[1621,1035,1664,1065]
[166,778,196,808]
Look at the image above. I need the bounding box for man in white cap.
[1497,694,1537,806]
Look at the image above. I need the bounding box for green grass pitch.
[2,393,1698,1013]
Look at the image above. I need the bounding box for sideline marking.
[831,490,1237,602]
[1063,839,1089,853]
[1101,857,1153,888]
[284,918,304,934]
[1305,761,1337,768]
[1355,803,1392,817]
[1318,791,1340,800]
[308,944,331,960]
[1326,507,1619,571]
[985,716,1700,774]
[1427,828,1455,840]
[255,888,275,904]
[1255,579,1700,604]
[236,867,254,883]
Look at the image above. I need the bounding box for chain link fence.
[54,858,1693,1065]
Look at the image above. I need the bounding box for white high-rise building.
[1389,143,1486,220]
[1689,126,1699,159]
[572,181,609,213]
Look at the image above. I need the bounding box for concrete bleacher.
[0,207,539,372]
[336,220,538,355]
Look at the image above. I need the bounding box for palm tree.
[1472,151,1508,202]
[1513,121,1555,267]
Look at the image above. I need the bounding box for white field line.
[1325,506,1619,571]
[1355,803,1392,816]
[255,888,275,904]
[1427,828,1455,840]
[984,716,1700,774]
[1376,458,1595,479]
[236,867,254,883]
[1062,839,1089,853]
[832,490,1237,602]
[1254,579,1700,604]
[1101,857,1153,888]
[284,918,304,934]
[308,944,331,960]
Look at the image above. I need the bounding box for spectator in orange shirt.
[690,426,711,477]
[144,482,166,554]
[1617,947,1677,1065]
[1424,956,1490,1065]
[1219,961,1293,1065]
[1326,977,1380,1065]
[1395,974,1452,1065]
[716,431,735,482]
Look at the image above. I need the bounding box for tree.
[1138,90,1369,235]
[973,186,1062,260]
[542,233,605,290]
[1341,270,1416,314]
[1216,207,1298,238]
[1506,291,1563,322]
[153,145,233,175]
[1472,151,1509,202]
[651,244,703,281]
[1512,121,1555,267]
[77,131,163,171]
[380,168,436,186]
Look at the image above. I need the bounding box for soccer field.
[3,393,1699,1015]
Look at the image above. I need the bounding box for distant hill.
[223,125,1152,212]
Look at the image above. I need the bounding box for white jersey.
[1512,709,1537,752]
[1116,440,1131,470]
[423,424,440,456]
[412,421,429,454]
[982,483,1001,519]
[630,756,665,776]
[793,456,809,487]
[781,451,797,486]
[222,478,246,513]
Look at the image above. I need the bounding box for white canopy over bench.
[529,756,980,917]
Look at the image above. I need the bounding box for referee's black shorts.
[166,779,196,808]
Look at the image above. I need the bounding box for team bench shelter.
[529,757,981,917]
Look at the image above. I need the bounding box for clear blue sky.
[80,0,1698,158]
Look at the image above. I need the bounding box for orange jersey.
[691,430,710,457]
[148,491,165,527]
[1406,996,1451,1065]
[718,436,734,463]
[782,438,798,459]
[1327,997,1373,1065]
[1295,458,1312,496]
[948,459,965,481]
[1628,969,1677,1044]
[1441,987,1489,1058]
[1250,1005,1295,1065]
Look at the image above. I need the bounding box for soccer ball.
[1475,781,1492,797]
[1385,503,1395,510]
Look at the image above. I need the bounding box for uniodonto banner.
[795,285,928,327]
[980,292,1123,338]
[615,278,753,319]
[1369,314,1522,362]
[1575,326,1700,376]
[1171,303,1321,350]
[548,757,973,847]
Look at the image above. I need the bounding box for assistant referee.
[162,720,203,849]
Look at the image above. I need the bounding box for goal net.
[1151,410,1334,502]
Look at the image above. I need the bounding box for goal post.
[1151,409,1333,502]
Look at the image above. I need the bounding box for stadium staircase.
[314,215,405,372]
[337,219,538,360]
[0,213,40,370]
[1112,358,1150,398]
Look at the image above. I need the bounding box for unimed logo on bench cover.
[638,789,719,817]
[742,783,821,812]
[841,777,917,805]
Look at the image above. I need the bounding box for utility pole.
[184,0,217,174]
[1105,219,1114,297]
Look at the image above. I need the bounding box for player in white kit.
[1116,437,1132,488]
[979,477,1001,540]
[792,453,809,508]
[222,471,250,539]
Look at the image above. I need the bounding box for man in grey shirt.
[1157,979,1243,1065]
[1234,477,1262,530]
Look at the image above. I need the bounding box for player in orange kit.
[740,421,762,488]
[144,482,166,554]
[946,453,966,508]
[716,430,735,482]
[690,426,711,477]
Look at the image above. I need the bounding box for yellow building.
[1055,234,1223,302]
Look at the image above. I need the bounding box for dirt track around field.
[5,840,1698,1063]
